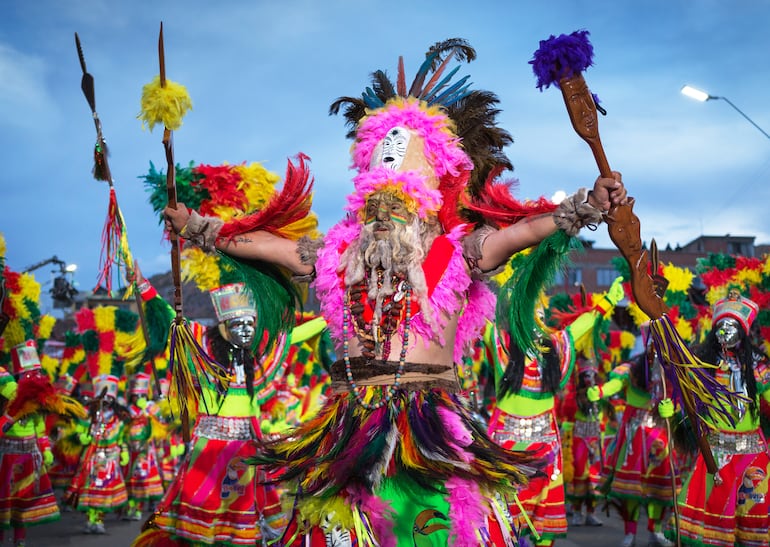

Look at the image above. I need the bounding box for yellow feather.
[138,76,192,131]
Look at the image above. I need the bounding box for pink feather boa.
[446,476,488,546]
[352,98,472,179]
[345,486,396,547]
[314,219,494,362]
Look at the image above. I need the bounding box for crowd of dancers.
[2,34,770,547]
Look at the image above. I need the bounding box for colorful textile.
[0,431,60,528]
[603,405,678,504]
[674,432,770,547]
[488,407,567,542]
[67,413,128,512]
[149,414,286,546]
[124,408,164,503]
[567,416,603,503]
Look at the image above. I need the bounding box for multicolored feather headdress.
[330,38,517,232]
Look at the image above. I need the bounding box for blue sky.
[2,0,770,314]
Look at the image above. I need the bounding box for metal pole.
[710,95,770,140]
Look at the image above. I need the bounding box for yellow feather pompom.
[662,263,694,294]
[296,496,354,530]
[762,255,770,276]
[97,352,112,375]
[735,267,761,288]
[0,233,5,261]
[674,316,694,343]
[19,273,41,304]
[706,286,728,307]
[138,76,192,131]
[627,301,650,328]
[41,354,59,380]
[619,330,636,350]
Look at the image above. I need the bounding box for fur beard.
[343,217,438,328]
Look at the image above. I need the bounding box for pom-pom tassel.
[138,75,192,131]
[92,139,110,182]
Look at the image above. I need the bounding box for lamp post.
[681,85,770,140]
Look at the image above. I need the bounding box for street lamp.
[680,85,770,140]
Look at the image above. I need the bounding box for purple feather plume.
[530,29,594,90]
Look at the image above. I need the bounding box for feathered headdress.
[696,252,770,352]
[141,157,319,358]
[330,38,523,232]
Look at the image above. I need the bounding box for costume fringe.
[7,370,87,422]
[499,230,582,356]
[167,320,229,419]
[254,389,535,498]
[95,187,123,293]
[649,315,749,435]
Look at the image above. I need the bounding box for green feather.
[498,230,582,356]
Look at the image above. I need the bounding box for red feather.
[218,154,314,239]
[463,168,557,227]
[193,164,247,216]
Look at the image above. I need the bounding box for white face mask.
[715,317,742,349]
[225,316,256,348]
[370,126,411,171]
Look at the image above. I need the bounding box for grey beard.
[343,218,435,328]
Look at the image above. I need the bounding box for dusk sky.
[2,0,769,314]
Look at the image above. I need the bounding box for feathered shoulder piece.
[218,153,318,241]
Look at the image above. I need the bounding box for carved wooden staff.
[74,32,163,399]
[530,30,737,474]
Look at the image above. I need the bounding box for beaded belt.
[493,411,557,445]
[0,436,38,454]
[573,418,601,439]
[196,415,254,441]
[708,430,765,456]
[330,358,460,394]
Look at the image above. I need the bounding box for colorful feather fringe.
[649,315,749,435]
[6,370,87,422]
[498,230,583,356]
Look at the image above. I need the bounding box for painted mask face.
[364,192,411,239]
[225,316,256,348]
[715,317,741,349]
[370,126,411,171]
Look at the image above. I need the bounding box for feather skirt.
[255,386,538,545]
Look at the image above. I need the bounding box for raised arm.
[164,203,312,275]
[476,172,626,271]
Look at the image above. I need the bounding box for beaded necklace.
[343,271,413,409]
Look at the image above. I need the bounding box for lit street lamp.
[681,85,770,140]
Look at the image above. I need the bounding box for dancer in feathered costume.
[134,159,309,546]
[669,291,770,547]
[163,38,627,546]
[0,236,87,547]
[486,277,623,545]
[65,304,145,534]
[123,370,165,521]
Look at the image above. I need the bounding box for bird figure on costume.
[162,36,627,547]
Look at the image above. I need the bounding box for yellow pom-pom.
[138,76,192,131]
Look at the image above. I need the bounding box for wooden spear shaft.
[158,22,191,443]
